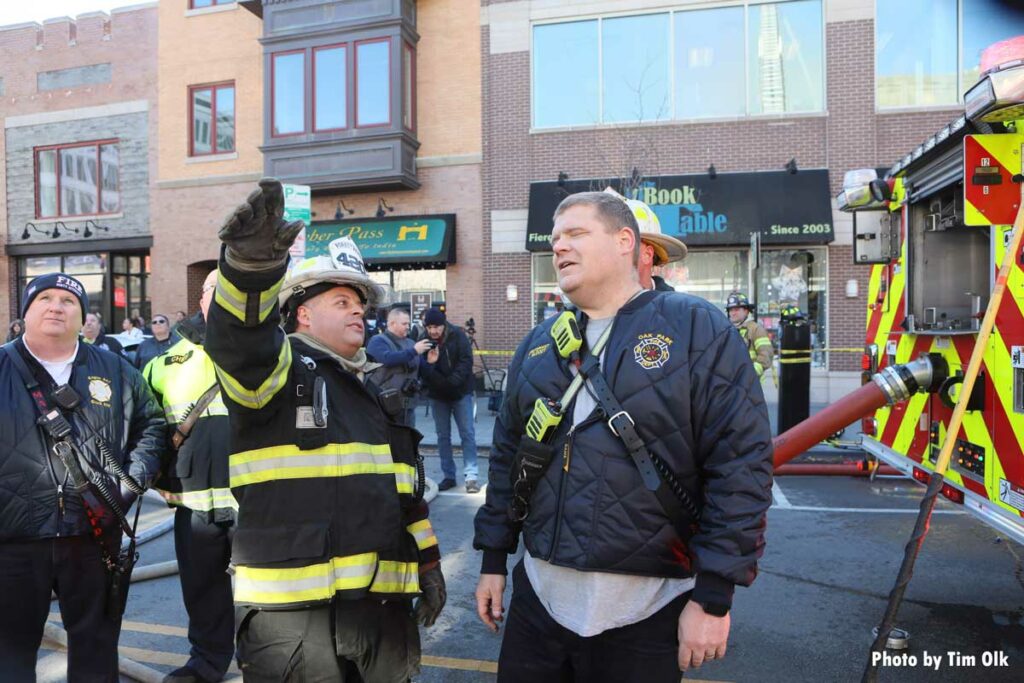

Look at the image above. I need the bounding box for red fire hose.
[771,380,889,468]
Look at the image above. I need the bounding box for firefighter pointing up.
[725,292,773,381]
[205,179,445,681]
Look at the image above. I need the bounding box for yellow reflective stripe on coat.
[233,553,419,605]
[394,462,416,494]
[754,336,772,349]
[157,487,238,511]
[407,519,438,551]
[215,274,283,326]
[229,442,395,487]
[215,341,292,410]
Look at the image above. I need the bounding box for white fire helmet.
[279,237,383,314]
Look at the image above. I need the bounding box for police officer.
[0,272,164,681]
[143,270,235,683]
[725,292,774,382]
[205,179,446,681]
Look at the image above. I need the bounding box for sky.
[0,0,138,27]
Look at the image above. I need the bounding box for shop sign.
[526,170,834,250]
[307,214,456,267]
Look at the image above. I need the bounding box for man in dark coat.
[474,192,772,681]
[0,272,165,680]
[419,307,479,493]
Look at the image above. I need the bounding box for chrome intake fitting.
[872,354,948,405]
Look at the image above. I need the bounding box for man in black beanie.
[419,306,480,493]
[0,272,165,681]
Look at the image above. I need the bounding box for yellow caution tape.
[779,358,813,365]
[774,348,864,358]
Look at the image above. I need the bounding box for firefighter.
[725,292,773,381]
[143,270,235,683]
[205,179,445,681]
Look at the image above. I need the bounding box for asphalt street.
[40,452,1024,682]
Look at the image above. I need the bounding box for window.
[314,45,347,131]
[189,0,233,8]
[533,21,598,128]
[271,38,410,136]
[532,1,824,128]
[35,141,120,218]
[747,0,823,115]
[675,7,745,119]
[877,0,1024,109]
[273,51,306,136]
[602,14,670,123]
[876,0,958,108]
[402,42,415,130]
[356,38,391,127]
[190,82,235,155]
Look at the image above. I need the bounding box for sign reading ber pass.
[284,184,312,263]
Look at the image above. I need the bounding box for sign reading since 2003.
[526,169,834,251]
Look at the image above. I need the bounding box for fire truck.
[825,38,1024,546]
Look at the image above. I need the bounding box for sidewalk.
[413,394,865,458]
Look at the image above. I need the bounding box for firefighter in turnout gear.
[143,270,236,683]
[205,179,445,681]
[725,292,773,381]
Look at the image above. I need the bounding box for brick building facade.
[478,0,1020,401]
[1,4,158,330]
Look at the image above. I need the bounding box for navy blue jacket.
[473,290,773,607]
[0,339,165,541]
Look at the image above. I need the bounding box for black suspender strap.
[577,354,700,539]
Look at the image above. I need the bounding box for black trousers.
[497,561,689,683]
[174,507,235,681]
[237,598,420,683]
[0,536,122,683]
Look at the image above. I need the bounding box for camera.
[425,340,438,350]
[464,317,476,336]
[401,376,422,396]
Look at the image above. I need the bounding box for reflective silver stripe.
[228,443,394,488]
[215,341,291,410]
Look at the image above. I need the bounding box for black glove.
[219,178,304,272]
[414,564,447,627]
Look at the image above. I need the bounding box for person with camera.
[367,306,433,427]
[0,272,165,680]
[419,307,480,493]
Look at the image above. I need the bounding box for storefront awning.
[525,170,834,251]
[305,214,456,270]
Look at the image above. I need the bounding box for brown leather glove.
[414,564,447,627]
[219,178,304,272]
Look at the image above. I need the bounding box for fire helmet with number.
[280,237,383,330]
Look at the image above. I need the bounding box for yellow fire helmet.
[602,187,687,265]
[279,236,383,314]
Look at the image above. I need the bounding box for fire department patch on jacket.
[88,376,113,406]
[633,333,672,370]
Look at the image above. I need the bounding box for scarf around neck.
[288,332,381,380]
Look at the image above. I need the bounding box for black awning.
[526,170,834,250]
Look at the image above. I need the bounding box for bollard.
[777,307,811,434]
